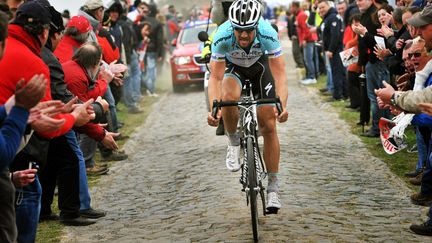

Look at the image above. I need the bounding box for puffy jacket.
[0,24,75,138]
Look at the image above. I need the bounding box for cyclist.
[207,0,288,212]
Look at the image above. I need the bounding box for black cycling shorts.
[224,55,276,101]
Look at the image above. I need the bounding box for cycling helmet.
[228,0,261,29]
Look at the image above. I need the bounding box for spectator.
[105,0,125,107]
[336,0,348,20]
[116,1,142,114]
[55,16,93,64]
[287,7,305,68]
[353,0,391,137]
[318,0,347,101]
[133,1,164,96]
[0,9,46,242]
[345,14,362,110]
[377,7,411,76]
[291,1,319,85]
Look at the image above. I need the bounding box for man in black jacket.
[353,0,390,137]
[318,0,347,100]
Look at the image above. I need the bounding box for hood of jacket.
[8,24,42,56]
[78,9,100,32]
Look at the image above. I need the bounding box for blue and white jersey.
[211,18,282,68]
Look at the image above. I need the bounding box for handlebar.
[211,97,283,119]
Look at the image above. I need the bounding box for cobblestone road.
[62,51,431,242]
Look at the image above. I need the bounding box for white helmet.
[228,0,261,29]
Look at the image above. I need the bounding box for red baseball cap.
[67,16,93,34]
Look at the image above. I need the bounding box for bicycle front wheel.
[247,137,259,242]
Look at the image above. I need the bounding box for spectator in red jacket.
[292,1,319,85]
[54,15,93,64]
[0,3,93,138]
[63,42,120,171]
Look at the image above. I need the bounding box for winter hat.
[84,0,105,10]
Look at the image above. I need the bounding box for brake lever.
[211,99,219,119]
[275,96,283,116]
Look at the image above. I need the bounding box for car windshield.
[180,25,217,45]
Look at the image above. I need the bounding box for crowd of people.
[287,0,432,236]
[0,0,188,242]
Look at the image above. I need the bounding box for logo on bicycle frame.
[243,109,253,132]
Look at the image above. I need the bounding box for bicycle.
[211,79,282,242]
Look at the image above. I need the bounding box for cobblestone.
[62,50,431,242]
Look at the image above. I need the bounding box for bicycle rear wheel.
[246,137,259,242]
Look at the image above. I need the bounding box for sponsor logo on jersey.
[213,34,232,47]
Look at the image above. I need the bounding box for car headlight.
[174,56,191,65]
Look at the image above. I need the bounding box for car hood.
[172,43,202,57]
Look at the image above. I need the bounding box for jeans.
[142,52,157,93]
[416,126,430,170]
[123,51,142,109]
[303,42,318,80]
[78,133,97,168]
[422,146,432,195]
[365,61,390,134]
[325,53,333,93]
[65,131,91,211]
[103,85,119,132]
[15,175,41,243]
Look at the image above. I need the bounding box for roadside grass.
[310,75,418,190]
[36,94,160,243]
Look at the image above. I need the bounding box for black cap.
[49,6,64,33]
[12,1,51,26]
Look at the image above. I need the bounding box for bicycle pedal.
[265,207,279,215]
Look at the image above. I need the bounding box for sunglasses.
[408,52,422,58]
[234,27,256,34]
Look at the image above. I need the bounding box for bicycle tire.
[247,137,259,242]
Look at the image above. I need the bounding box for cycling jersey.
[211,18,282,68]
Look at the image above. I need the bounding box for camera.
[28,162,39,170]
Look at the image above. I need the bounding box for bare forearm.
[270,56,288,107]
[208,61,225,109]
